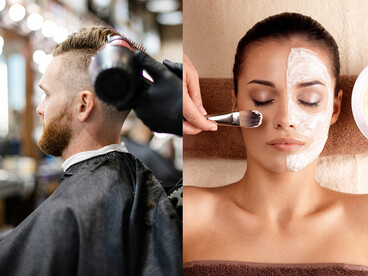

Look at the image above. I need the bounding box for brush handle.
[206,112,240,127]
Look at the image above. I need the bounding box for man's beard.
[38,107,72,157]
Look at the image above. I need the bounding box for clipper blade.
[106,25,146,52]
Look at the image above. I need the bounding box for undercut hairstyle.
[233,12,340,97]
[53,26,130,123]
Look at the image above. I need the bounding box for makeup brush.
[206,111,262,128]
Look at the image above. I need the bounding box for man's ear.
[231,89,238,112]
[330,89,343,126]
[77,90,95,122]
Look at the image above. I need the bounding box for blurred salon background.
[0,0,182,234]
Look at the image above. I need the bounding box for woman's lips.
[268,138,305,152]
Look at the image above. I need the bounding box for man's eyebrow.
[39,84,48,93]
[296,80,325,88]
[247,79,276,88]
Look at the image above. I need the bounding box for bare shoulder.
[184,183,241,222]
[337,191,368,212]
[329,190,368,229]
[183,185,229,262]
[183,185,224,220]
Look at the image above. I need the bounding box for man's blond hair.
[53,26,130,122]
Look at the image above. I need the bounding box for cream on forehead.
[285,48,334,172]
[287,48,332,89]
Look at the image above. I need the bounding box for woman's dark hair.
[233,12,340,96]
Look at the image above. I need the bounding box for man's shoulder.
[63,151,138,187]
[0,193,79,247]
[59,151,166,210]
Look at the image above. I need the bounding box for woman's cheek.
[290,103,328,138]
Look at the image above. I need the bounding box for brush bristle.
[240,110,262,128]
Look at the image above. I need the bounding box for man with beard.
[0,26,181,276]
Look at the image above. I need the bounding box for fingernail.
[210,124,218,131]
[200,106,207,115]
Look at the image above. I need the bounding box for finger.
[183,121,202,135]
[183,90,218,131]
[163,59,183,79]
[134,50,167,79]
[183,56,206,115]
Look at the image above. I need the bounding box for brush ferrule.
[206,112,240,126]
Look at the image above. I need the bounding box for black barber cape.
[0,151,182,275]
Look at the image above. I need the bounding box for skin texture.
[37,55,123,160]
[183,38,368,265]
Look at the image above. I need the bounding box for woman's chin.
[265,164,290,174]
[250,158,288,173]
[256,156,316,174]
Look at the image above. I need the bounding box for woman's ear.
[231,89,238,112]
[330,89,343,126]
[77,90,95,122]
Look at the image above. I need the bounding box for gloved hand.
[134,51,182,136]
[163,59,183,79]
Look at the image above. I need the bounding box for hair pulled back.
[233,12,340,96]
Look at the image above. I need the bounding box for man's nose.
[36,100,44,117]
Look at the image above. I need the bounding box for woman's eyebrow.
[296,80,325,88]
[247,79,275,87]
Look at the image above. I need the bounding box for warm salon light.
[0,0,6,13]
[41,20,57,38]
[93,0,111,9]
[27,13,44,31]
[146,0,179,13]
[0,36,4,48]
[52,26,68,44]
[0,35,3,55]
[33,49,46,64]
[156,11,182,25]
[38,54,52,74]
[9,4,25,22]
[0,36,3,55]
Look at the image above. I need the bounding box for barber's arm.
[134,51,182,136]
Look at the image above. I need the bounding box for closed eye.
[253,99,274,106]
[298,100,320,108]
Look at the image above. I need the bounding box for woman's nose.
[272,98,294,130]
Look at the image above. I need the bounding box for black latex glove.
[133,51,182,136]
[163,60,183,80]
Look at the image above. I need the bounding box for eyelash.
[298,100,320,108]
[253,99,320,108]
[253,100,274,106]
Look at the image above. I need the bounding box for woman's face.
[235,38,339,173]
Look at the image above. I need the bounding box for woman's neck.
[233,158,330,226]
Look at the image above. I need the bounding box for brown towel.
[183,260,368,276]
[184,76,368,159]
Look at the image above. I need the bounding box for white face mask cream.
[285,48,334,172]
